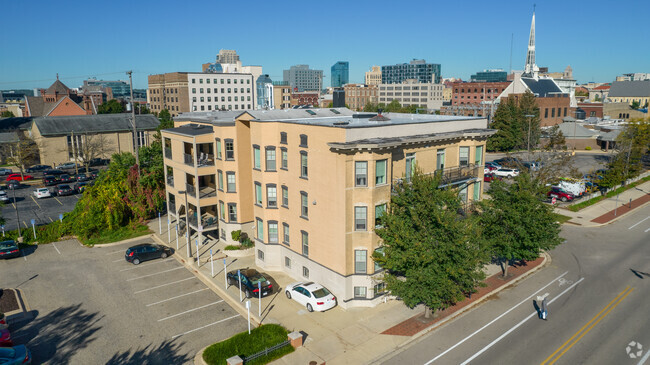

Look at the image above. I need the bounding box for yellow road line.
[542,287,634,365]
[30,195,41,209]
[54,197,63,205]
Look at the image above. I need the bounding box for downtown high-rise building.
[283,65,323,92]
[381,59,441,85]
[331,61,349,88]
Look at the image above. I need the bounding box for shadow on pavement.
[105,339,191,365]
[11,303,103,364]
[630,268,650,279]
[19,245,38,257]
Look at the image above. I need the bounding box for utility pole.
[127,70,140,176]
[525,114,536,161]
[71,130,79,175]
[13,187,22,242]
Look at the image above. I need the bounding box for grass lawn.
[203,324,294,365]
[552,213,572,224]
[81,223,152,246]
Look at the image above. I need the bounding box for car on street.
[89,158,110,166]
[0,240,20,259]
[74,182,88,193]
[125,243,172,265]
[0,345,32,364]
[485,161,501,170]
[5,174,33,182]
[0,168,12,176]
[483,165,497,174]
[25,165,52,173]
[493,168,520,178]
[59,174,74,183]
[484,173,503,182]
[42,169,65,176]
[547,186,575,202]
[227,269,274,299]
[42,175,59,186]
[53,184,74,196]
[75,173,89,182]
[56,162,78,170]
[285,282,337,312]
[0,191,8,203]
[88,170,100,180]
[33,188,51,199]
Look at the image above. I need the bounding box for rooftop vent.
[333,121,349,126]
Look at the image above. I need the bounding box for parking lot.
[1,238,247,364]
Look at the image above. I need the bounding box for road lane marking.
[53,197,63,205]
[543,286,634,365]
[638,346,650,365]
[112,258,125,263]
[30,196,41,209]
[629,216,650,230]
[119,259,174,271]
[134,277,197,294]
[171,314,240,339]
[126,266,184,281]
[460,277,585,365]
[645,227,650,233]
[105,249,128,255]
[425,271,570,364]
[158,300,224,321]
[51,242,61,255]
[146,288,209,306]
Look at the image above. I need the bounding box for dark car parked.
[75,173,89,182]
[53,184,74,196]
[74,182,88,193]
[89,158,110,167]
[0,240,20,259]
[227,269,274,298]
[43,175,59,186]
[59,174,74,183]
[484,173,503,182]
[125,243,172,265]
[492,157,522,168]
[42,169,65,176]
[26,165,52,173]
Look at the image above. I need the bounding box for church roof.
[45,79,71,95]
[25,95,85,117]
[521,78,565,97]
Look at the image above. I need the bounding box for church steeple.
[523,6,539,79]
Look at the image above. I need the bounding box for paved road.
[1,238,247,364]
[381,205,650,365]
[1,184,78,232]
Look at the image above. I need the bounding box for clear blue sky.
[2,0,648,90]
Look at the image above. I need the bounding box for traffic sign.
[551,197,557,204]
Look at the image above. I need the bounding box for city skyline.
[1,0,648,90]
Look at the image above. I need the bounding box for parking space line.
[171,315,240,339]
[112,258,125,263]
[31,196,42,209]
[22,221,28,228]
[54,197,63,205]
[119,259,174,272]
[134,277,197,294]
[146,288,209,306]
[158,300,224,322]
[105,249,127,255]
[51,242,61,255]
[127,266,184,281]
[22,249,26,261]
[48,217,53,223]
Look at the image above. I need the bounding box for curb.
[561,197,650,228]
[370,251,551,364]
[5,288,32,324]
[194,345,209,365]
[89,233,156,248]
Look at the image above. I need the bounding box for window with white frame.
[281,186,288,207]
[282,223,289,244]
[300,151,308,178]
[226,172,236,192]
[375,159,387,185]
[355,161,368,187]
[266,147,276,171]
[301,231,308,256]
[256,218,264,241]
[268,221,278,243]
[266,185,277,208]
[459,146,470,166]
[253,145,261,169]
[254,182,262,206]
[300,192,308,218]
[354,286,367,298]
[475,145,483,166]
[355,206,367,231]
[355,250,367,273]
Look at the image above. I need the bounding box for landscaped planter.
[224,246,254,258]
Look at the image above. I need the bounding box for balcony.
[168,201,176,215]
[198,185,217,199]
[188,213,219,231]
[164,147,172,159]
[166,175,174,187]
[184,153,194,166]
[186,183,196,197]
[197,153,215,167]
[394,164,480,187]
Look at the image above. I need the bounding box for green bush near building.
[202,324,294,365]
[585,146,592,150]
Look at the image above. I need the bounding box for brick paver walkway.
[591,193,650,224]
[382,256,545,336]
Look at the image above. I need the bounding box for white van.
[558,179,586,197]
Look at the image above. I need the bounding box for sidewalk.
[146,219,547,365]
[555,179,650,227]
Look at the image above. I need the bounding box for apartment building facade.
[382,59,442,84]
[283,65,323,92]
[378,80,444,110]
[147,72,190,117]
[272,82,291,109]
[365,66,382,85]
[162,108,493,308]
[344,84,378,111]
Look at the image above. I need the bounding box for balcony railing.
[394,164,480,187]
[198,185,217,199]
[164,147,172,159]
[196,153,215,167]
[166,175,174,187]
[183,153,194,166]
[186,183,196,197]
[168,201,176,214]
[189,213,219,231]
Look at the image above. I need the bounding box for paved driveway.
[0,238,247,364]
[1,184,78,232]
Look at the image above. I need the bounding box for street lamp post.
[525,114,536,161]
[12,187,22,242]
[177,190,191,261]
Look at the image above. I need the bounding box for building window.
[258,249,264,261]
[459,186,468,203]
[217,170,224,191]
[302,266,309,278]
[301,231,309,256]
[299,134,308,147]
[475,146,483,166]
[256,218,264,241]
[564,107,568,117]
[375,159,387,185]
[67,134,82,159]
[266,185,277,208]
[280,132,287,144]
[355,206,367,231]
[459,147,470,166]
[300,192,308,218]
[221,228,226,239]
[254,182,262,206]
[281,185,289,207]
[228,203,237,222]
[253,145,261,170]
[405,153,415,181]
[226,172,236,192]
[474,181,481,201]
[373,282,386,295]
[285,256,291,268]
[355,161,368,187]
[354,286,367,298]
[375,204,386,228]
[281,148,288,170]
[551,108,555,118]
[436,149,445,170]
[225,139,234,160]
[268,222,278,243]
[266,147,276,171]
[300,151,308,178]
[544,108,548,118]
[219,201,225,220]
[283,223,289,244]
[355,250,367,273]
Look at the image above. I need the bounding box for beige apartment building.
[272,83,292,109]
[148,72,190,117]
[344,84,378,111]
[378,80,444,111]
[365,66,382,85]
[162,108,493,308]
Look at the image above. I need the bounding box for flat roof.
[164,123,214,137]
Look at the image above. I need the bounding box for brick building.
[576,102,603,119]
[451,81,511,106]
[344,84,377,111]
[24,78,88,117]
[290,91,319,107]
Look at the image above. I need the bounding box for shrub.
[224,245,241,251]
[585,146,592,150]
[203,324,293,365]
[231,230,241,241]
[240,238,253,248]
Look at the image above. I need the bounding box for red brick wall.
[48,98,86,116]
[451,81,510,106]
[577,103,603,118]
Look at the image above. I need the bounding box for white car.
[493,168,520,178]
[33,188,51,199]
[0,190,9,203]
[0,168,12,176]
[285,282,337,312]
[56,162,78,170]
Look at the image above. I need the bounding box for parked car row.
[1,307,33,364]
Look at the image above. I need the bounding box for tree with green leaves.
[384,100,402,113]
[157,109,174,130]
[487,97,520,151]
[374,169,489,317]
[97,99,125,114]
[518,91,542,149]
[1,111,15,118]
[631,100,640,110]
[544,125,566,151]
[600,118,650,189]
[7,137,39,179]
[479,173,563,277]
